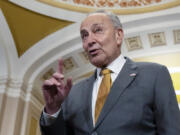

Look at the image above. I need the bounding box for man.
[40,10,180,135]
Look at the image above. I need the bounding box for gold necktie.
[95,69,112,123]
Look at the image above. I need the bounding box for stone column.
[0,78,24,135]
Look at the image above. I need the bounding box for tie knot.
[101,69,111,76]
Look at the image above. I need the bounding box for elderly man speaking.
[40,10,180,135]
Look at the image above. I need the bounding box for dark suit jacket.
[40,58,180,135]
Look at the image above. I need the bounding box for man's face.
[80,13,123,68]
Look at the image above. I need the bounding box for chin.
[90,57,107,68]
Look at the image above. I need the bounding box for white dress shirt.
[43,55,126,126]
[92,54,126,125]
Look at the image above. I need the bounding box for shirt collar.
[96,54,126,77]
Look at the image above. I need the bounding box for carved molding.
[173,29,180,44]
[37,0,180,14]
[7,78,23,89]
[148,32,166,47]
[0,76,8,85]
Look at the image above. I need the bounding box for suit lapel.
[83,72,96,131]
[95,58,138,128]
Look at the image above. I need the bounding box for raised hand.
[42,59,72,114]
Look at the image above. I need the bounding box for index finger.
[58,59,64,73]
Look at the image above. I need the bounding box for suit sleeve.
[40,109,74,135]
[154,65,180,135]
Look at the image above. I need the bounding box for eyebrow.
[91,23,103,28]
[80,29,87,35]
[80,23,104,33]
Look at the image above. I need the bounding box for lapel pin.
[130,73,136,77]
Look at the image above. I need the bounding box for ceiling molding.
[9,0,180,23]
[37,0,180,14]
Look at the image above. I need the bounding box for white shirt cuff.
[42,108,61,125]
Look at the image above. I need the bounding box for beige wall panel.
[36,124,41,135]
[29,117,38,135]
[25,101,42,135]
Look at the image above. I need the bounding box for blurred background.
[0,0,180,135]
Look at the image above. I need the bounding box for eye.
[94,27,102,33]
[81,30,89,40]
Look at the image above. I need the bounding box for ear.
[115,28,124,47]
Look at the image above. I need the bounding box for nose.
[86,33,96,48]
[88,41,96,48]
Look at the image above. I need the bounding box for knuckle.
[53,72,58,77]
[53,72,62,79]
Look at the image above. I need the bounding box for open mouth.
[89,49,99,56]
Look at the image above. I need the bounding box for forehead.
[80,13,113,30]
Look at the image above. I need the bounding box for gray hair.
[87,10,123,29]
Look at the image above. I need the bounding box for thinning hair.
[87,10,123,29]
